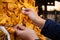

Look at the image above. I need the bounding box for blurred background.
[35,0,60,23]
[35,0,60,40]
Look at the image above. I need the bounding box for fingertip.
[14,24,26,30]
[22,10,28,15]
[22,10,25,13]
[22,7,26,11]
[22,8,31,14]
[22,7,26,13]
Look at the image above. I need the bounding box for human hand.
[14,24,39,40]
[22,8,46,29]
[22,8,40,23]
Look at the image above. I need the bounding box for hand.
[22,8,40,23]
[14,24,39,40]
[22,8,46,29]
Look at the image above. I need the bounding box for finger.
[14,27,23,36]
[14,24,26,30]
[22,8,31,14]
[22,8,31,11]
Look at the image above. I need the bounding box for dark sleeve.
[41,19,60,40]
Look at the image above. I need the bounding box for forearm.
[34,16,46,29]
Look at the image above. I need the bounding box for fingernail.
[22,7,25,11]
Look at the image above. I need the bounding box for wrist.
[35,16,46,29]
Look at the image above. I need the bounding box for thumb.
[14,24,25,36]
[14,24,26,30]
[14,27,23,36]
[22,8,31,14]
